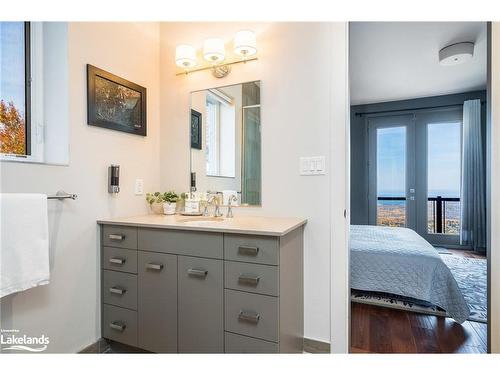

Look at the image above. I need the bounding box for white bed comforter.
[350,225,470,323]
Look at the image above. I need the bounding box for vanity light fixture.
[175,45,197,69]
[233,30,257,58]
[203,38,226,63]
[175,31,258,78]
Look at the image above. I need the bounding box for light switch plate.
[134,179,144,195]
[300,156,326,175]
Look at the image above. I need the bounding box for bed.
[350,225,470,323]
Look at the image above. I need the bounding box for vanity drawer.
[102,304,138,347]
[102,270,138,310]
[225,332,279,353]
[138,228,223,259]
[224,261,278,296]
[224,289,279,343]
[103,247,137,274]
[224,234,279,265]
[102,225,137,249]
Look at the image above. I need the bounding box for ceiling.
[349,22,487,106]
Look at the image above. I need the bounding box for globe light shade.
[233,30,257,57]
[175,45,197,69]
[203,38,225,63]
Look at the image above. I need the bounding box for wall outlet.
[300,156,326,175]
[134,179,144,195]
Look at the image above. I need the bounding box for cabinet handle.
[109,257,126,265]
[109,234,125,241]
[109,321,126,332]
[109,286,126,295]
[187,268,208,278]
[146,263,164,271]
[238,274,260,285]
[238,246,259,256]
[238,310,260,324]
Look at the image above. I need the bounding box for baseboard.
[81,337,331,354]
[79,338,110,353]
[303,338,330,353]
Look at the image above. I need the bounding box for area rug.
[351,254,487,323]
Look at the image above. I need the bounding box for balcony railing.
[377,196,460,234]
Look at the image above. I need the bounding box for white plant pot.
[163,202,176,215]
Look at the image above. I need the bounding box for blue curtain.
[460,99,486,251]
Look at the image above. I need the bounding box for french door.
[368,109,462,246]
[368,115,416,230]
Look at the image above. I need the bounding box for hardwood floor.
[350,303,487,353]
[350,249,487,354]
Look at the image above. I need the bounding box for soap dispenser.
[108,164,120,194]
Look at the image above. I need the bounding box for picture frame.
[87,64,147,136]
[191,109,202,149]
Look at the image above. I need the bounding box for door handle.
[109,286,126,295]
[109,321,126,332]
[238,246,259,256]
[238,310,260,324]
[146,263,164,271]
[108,234,125,241]
[109,257,126,265]
[238,274,260,286]
[187,268,208,278]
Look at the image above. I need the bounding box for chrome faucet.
[226,195,238,218]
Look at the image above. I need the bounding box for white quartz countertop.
[97,214,307,236]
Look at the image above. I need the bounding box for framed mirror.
[189,81,261,206]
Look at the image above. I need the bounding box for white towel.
[222,190,239,206]
[0,194,50,298]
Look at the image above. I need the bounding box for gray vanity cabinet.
[178,256,224,353]
[138,251,177,353]
[100,222,304,354]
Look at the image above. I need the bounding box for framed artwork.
[87,64,147,136]
[191,109,202,149]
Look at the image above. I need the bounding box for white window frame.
[1,22,44,163]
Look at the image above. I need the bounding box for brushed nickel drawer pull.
[109,234,125,241]
[146,263,164,271]
[109,321,126,332]
[109,257,126,265]
[109,286,126,295]
[187,268,208,277]
[238,274,260,285]
[238,310,260,324]
[238,246,259,256]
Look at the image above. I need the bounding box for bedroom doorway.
[349,21,489,354]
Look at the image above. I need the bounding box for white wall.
[0,22,160,353]
[159,22,349,344]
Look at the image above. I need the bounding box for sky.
[0,22,26,115]
[377,123,461,198]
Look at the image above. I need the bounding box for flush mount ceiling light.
[233,30,257,58]
[175,45,197,69]
[439,42,474,66]
[203,38,226,63]
[175,31,258,78]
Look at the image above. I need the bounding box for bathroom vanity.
[97,215,306,353]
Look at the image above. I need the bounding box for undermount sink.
[177,216,225,224]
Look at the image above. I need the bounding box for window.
[1,22,30,156]
[1,22,43,162]
[205,98,219,175]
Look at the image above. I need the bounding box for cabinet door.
[178,256,223,353]
[138,251,177,353]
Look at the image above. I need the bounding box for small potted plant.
[146,192,165,214]
[162,191,178,215]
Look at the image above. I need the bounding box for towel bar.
[47,190,77,200]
